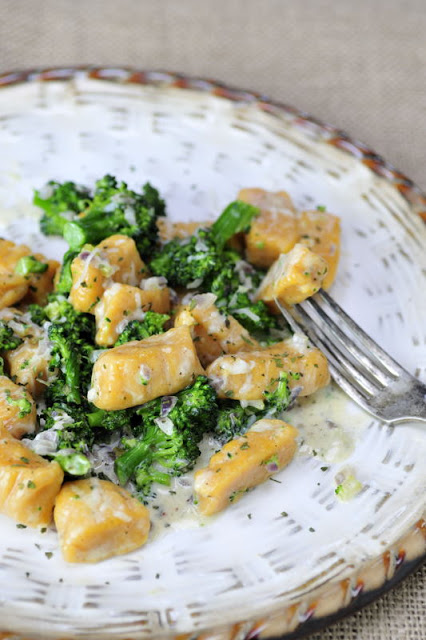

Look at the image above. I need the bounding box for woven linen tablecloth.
[0,1,425,639]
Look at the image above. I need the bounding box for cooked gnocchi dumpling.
[194,418,298,515]
[54,478,151,563]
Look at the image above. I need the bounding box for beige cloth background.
[0,0,425,638]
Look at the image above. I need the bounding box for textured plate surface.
[0,68,425,640]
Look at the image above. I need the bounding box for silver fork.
[276,291,426,425]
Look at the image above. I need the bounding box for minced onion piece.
[232,307,260,323]
[160,396,178,417]
[22,430,59,456]
[186,277,204,290]
[154,416,175,436]
[140,276,168,290]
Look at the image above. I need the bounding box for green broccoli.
[114,376,218,494]
[87,407,135,431]
[150,200,281,335]
[0,321,23,352]
[44,299,95,405]
[33,180,91,236]
[54,249,78,295]
[5,389,32,418]
[214,372,294,443]
[14,255,48,277]
[213,402,259,444]
[114,312,170,345]
[150,200,258,287]
[54,451,92,476]
[62,175,165,258]
[42,403,94,453]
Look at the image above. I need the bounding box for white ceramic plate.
[0,68,425,640]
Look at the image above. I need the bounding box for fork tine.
[325,362,383,418]
[309,291,405,378]
[299,297,392,387]
[276,300,379,397]
[293,303,381,396]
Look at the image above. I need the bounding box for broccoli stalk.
[114,376,218,494]
[115,428,186,489]
[14,255,48,276]
[34,175,166,258]
[87,408,134,430]
[54,249,78,295]
[211,200,260,248]
[150,200,259,287]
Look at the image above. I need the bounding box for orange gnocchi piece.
[206,334,329,401]
[54,478,150,563]
[194,418,298,515]
[238,188,298,268]
[0,429,63,527]
[174,293,258,367]
[88,326,204,410]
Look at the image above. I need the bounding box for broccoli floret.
[150,200,259,287]
[114,376,218,494]
[214,402,259,444]
[149,228,220,287]
[263,371,296,414]
[214,372,294,443]
[27,304,47,326]
[42,403,94,452]
[114,312,170,345]
[0,356,4,376]
[45,299,95,405]
[0,321,23,352]
[34,180,91,236]
[62,176,165,258]
[48,324,83,404]
[14,255,48,277]
[150,200,281,335]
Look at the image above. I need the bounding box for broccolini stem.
[115,440,151,485]
[55,249,78,294]
[211,200,259,248]
[14,256,48,276]
[87,409,105,427]
[135,467,171,488]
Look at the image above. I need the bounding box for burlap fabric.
[0,1,425,638]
